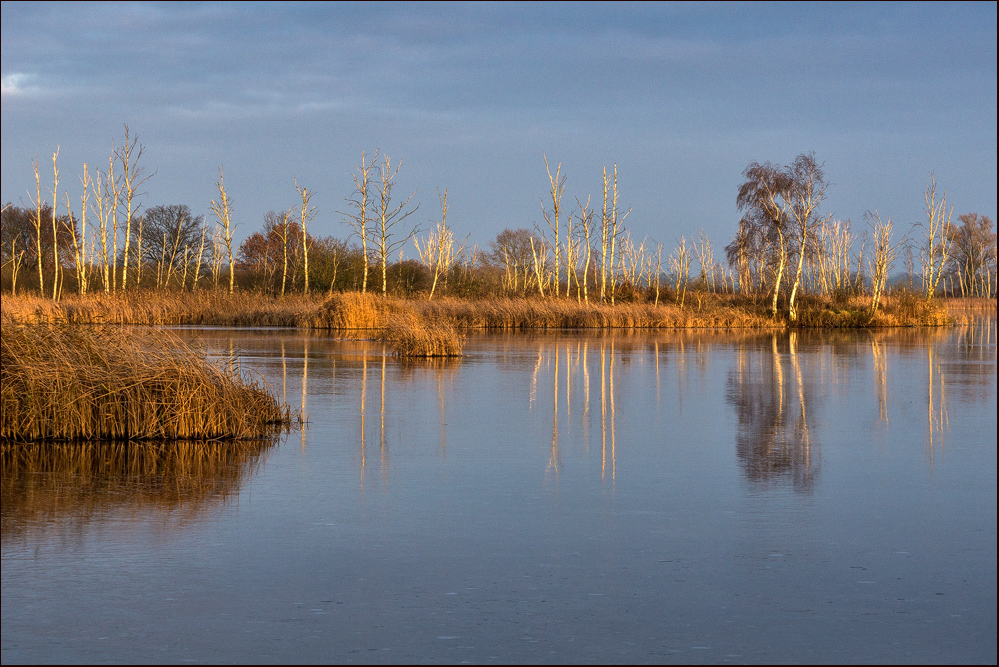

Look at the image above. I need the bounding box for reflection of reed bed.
[942,297,997,325]
[0,439,272,539]
[1,322,294,441]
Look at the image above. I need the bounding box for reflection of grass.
[941,297,997,325]
[1,439,273,540]
[1,321,293,441]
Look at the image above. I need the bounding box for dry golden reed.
[384,312,464,357]
[0,289,955,332]
[1,321,293,442]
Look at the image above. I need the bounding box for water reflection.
[1,439,274,544]
[727,333,819,493]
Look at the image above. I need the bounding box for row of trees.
[1,132,995,308]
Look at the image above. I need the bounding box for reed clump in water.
[384,313,464,357]
[0,322,293,442]
[304,290,394,329]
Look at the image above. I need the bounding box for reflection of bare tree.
[546,347,560,479]
[926,344,949,468]
[727,333,819,493]
[1,439,274,543]
[938,316,997,402]
[872,339,889,424]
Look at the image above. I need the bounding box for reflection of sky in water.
[2,320,995,663]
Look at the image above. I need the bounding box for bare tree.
[90,158,113,293]
[211,166,236,294]
[192,224,208,290]
[275,209,295,296]
[669,236,692,308]
[49,148,62,299]
[947,213,997,297]
[488,228,537,294]
[340,150,378,293]
[68,166,91,294]
[919,174,953,299]
[141,205,205,288]
[414,188,465,300]
[371,155,419,296]
[734,154,828,319]
[575,196,595,303]
[29,158,45,294]
[295,179,318,295]
[117,125,152,290]
[541,155,566,296]
[785,153,831,321]
[736,159,793,316]
[600,165,629,303]
[866,211,904,316]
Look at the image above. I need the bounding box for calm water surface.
[2,320,996,664]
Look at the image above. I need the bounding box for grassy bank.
[1,320,294,442]
[0,288,957,333]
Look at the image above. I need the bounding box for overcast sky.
[2,1,995,254]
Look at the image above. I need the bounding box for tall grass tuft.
[384,313,464,357]
[304,290,392,329]
[1,322,294,442]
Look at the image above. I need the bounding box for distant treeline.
[1,128,995,320]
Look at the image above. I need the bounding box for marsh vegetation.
[1,130,993,326]
[0,319,294,442]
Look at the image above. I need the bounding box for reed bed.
[384,312,464,357]
[1,289,953,332]
[308,292,779,331]
[0,290,313,327]
[788,292,952,327]
[1,321,294,442]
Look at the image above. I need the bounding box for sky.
[2,1,996,256]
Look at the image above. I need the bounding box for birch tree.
[919,174,954,299]
[49,148,61,299]
[117,126,151,290]
[295,179,318,295]
[414,188,464,300]
[211,166,236,294]
[785,153,831,321]
[29,158,45,294]
[866,210,904,316]
[371,155,419,296]
[541,155,565,296]
[340,151,378,293]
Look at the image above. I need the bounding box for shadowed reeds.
[1,322,294,441]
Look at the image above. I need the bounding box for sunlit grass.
[0,319,295,441]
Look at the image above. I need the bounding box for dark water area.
[2,319,996,664]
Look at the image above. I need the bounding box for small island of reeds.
[0,320,294,442]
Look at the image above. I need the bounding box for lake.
[2,319,996,664]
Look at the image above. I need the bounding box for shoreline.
[1,290,978,330]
